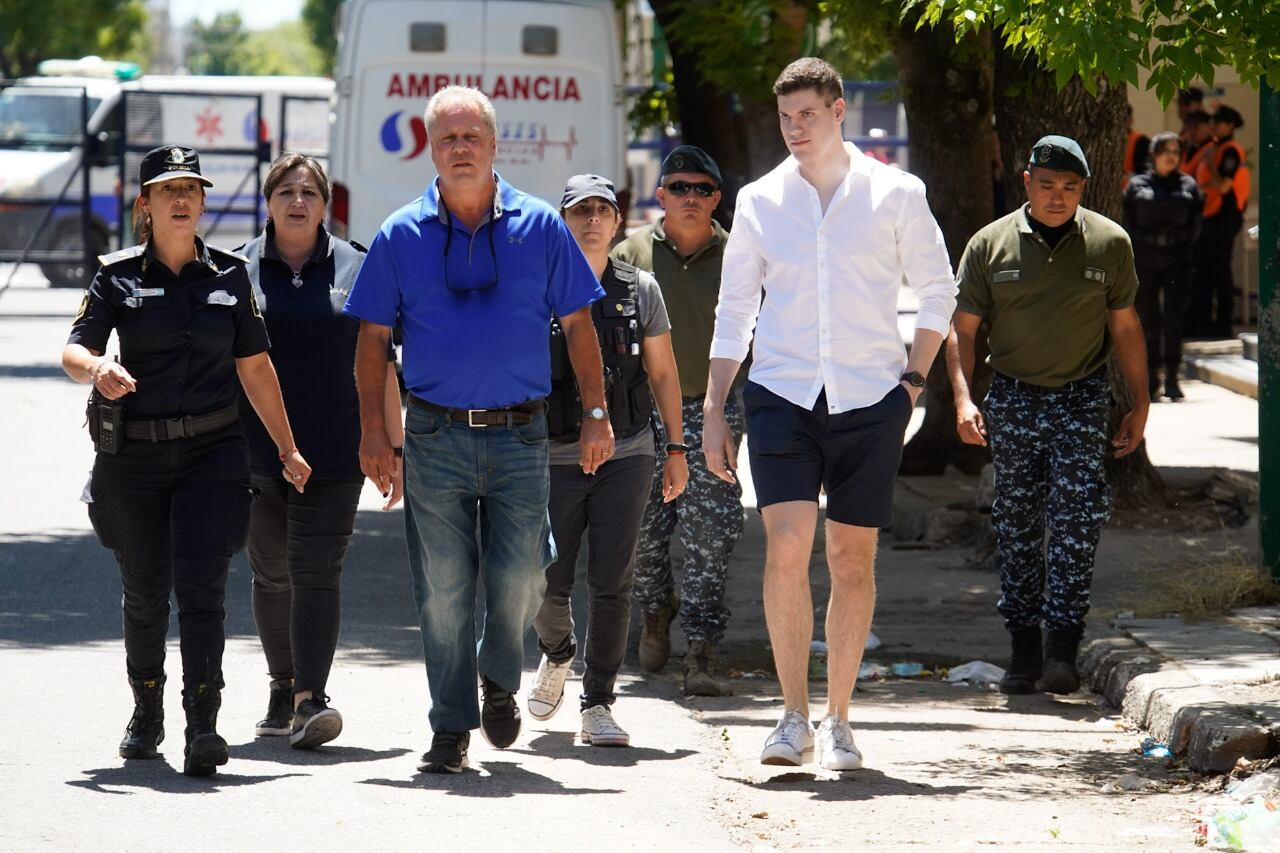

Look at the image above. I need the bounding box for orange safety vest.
[1197,138,1250,217]
[1181,140,1212,178]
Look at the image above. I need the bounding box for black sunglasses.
[439,198,499,293]
[664,180,718,198]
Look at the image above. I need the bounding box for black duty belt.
[409,395,544,428]
[124,404,240,441]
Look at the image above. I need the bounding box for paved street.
[0,269,1263,851]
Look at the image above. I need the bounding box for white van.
[0,58,333,286]
[329,0,626,245]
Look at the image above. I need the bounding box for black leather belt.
[409,395,544,428]
[124,404,240,441]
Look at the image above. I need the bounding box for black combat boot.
[182,682,229,777]
[998,626,1043,695]
[119,675,165,759]
[1039,629,1083,694]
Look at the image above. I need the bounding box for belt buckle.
[467,409,490,428]
[163,416,186,439]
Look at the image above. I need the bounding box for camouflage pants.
[986,370,1111,635]
[631,395,745,644]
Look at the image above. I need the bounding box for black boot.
[182,682,229,777]
[1148,369,1161,402]
[999,626,1043,695]
[1163,371,1185,402]
[119,675,165,759]
[1039,630,1083,694]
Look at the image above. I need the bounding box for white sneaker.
[815,714,863,771]
[760,710,813,766]
[526,656,572,721]
[579,705,630,747]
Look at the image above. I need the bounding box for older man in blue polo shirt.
[344,86,611,774]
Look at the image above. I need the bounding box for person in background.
[1189,105,1250,338]
[1123,131,1203,401]
[63,145,311,777]
[526,174,688,748]
[1122,105,1150,186]
[238,153,404,750]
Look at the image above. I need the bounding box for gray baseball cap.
[560,174,618,211]
[1028,135,1091,179]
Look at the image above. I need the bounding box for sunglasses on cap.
[663,180,718,198]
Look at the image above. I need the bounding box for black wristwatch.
[901,371,927,388]
[665,442,691,454]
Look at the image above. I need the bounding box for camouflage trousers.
[631,394,746,644]
[986,370,1111,635]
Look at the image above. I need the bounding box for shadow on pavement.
[516,731,697,766]
[724,767,978,802]
[360,761,623,797]
[228,740,412,766]
[67,762,307,794]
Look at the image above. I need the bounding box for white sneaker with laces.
[526,656,572,721]
[579,705,630,747]
[760,710,813,765]
[816,714,862,771]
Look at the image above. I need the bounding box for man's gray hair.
[424,86,497,136]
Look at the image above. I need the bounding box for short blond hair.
[424,86,497,136]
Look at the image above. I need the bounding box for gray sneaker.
[527,656,572,721]
[580,705,630,747]
[760,710,813,766]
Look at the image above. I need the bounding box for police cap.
[140,145,214,188]
[661,145,722,186]
[1027,135,1090,179]
[1211,105,1244,129]
[560,174,619,212]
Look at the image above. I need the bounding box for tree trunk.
[894,20,995,475]
[994,46,1167,508]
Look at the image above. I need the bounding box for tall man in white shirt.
[703,58,957,771]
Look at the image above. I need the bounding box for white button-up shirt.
[710,143,957,413]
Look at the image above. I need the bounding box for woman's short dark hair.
[1151,131,1181,156]
[263,153,331,204]
[773,58,844,106]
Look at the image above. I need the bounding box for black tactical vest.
[547,260,653,442]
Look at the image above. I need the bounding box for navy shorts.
[742,381,913,528]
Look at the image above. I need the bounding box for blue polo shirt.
[343,175,604,408]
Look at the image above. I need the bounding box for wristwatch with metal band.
[901,371,926,388]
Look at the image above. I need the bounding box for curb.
[1080,635,1279,774]
[1183,356,1258,399]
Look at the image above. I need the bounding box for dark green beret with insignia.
[661,145,722,186]
[1028,135,1090,179]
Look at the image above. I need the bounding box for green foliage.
[0,0,149,78]
[185,12,250,76]
[903,0,1280,104]
[627,71,678,137]
[301,0,343,75]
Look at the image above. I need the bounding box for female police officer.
[62,145,312,777]
[238,153,403,750]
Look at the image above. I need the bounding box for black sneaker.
[418,731,470,774]
[480,675,521,749]
[255,677,293,737]
[289,693,343,750]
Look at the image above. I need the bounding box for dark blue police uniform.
[71,237,269,701]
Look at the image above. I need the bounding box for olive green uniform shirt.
[955,204,1139,387]
[611,218,728,398]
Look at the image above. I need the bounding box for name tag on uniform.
[130,288,165,297]
[206,290,238,306]
[1083,267,1107,284]
[992,269,1021,283]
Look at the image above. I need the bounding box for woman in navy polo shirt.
[238,154,404,749]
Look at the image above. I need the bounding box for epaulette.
[347,239,368,254]
[207,245,251,265]
[97,244,146,266]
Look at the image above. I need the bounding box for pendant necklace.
[291,268,304,288]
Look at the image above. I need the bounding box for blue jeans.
[403,405,555,733]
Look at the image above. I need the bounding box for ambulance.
[328,0,627,245]
[0,57,333,286]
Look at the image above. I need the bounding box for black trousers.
[87,425,253,691]
[1189,212,1243,337]
[533,454,654,710]
[1135,263,1192,375]
[247,476,363,695]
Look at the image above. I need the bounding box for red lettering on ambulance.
[387,75,404,97]
[563,77,580,101]
[533,76,551,100]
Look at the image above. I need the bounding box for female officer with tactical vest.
[526,174,688,747]
[62,145,312,777]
